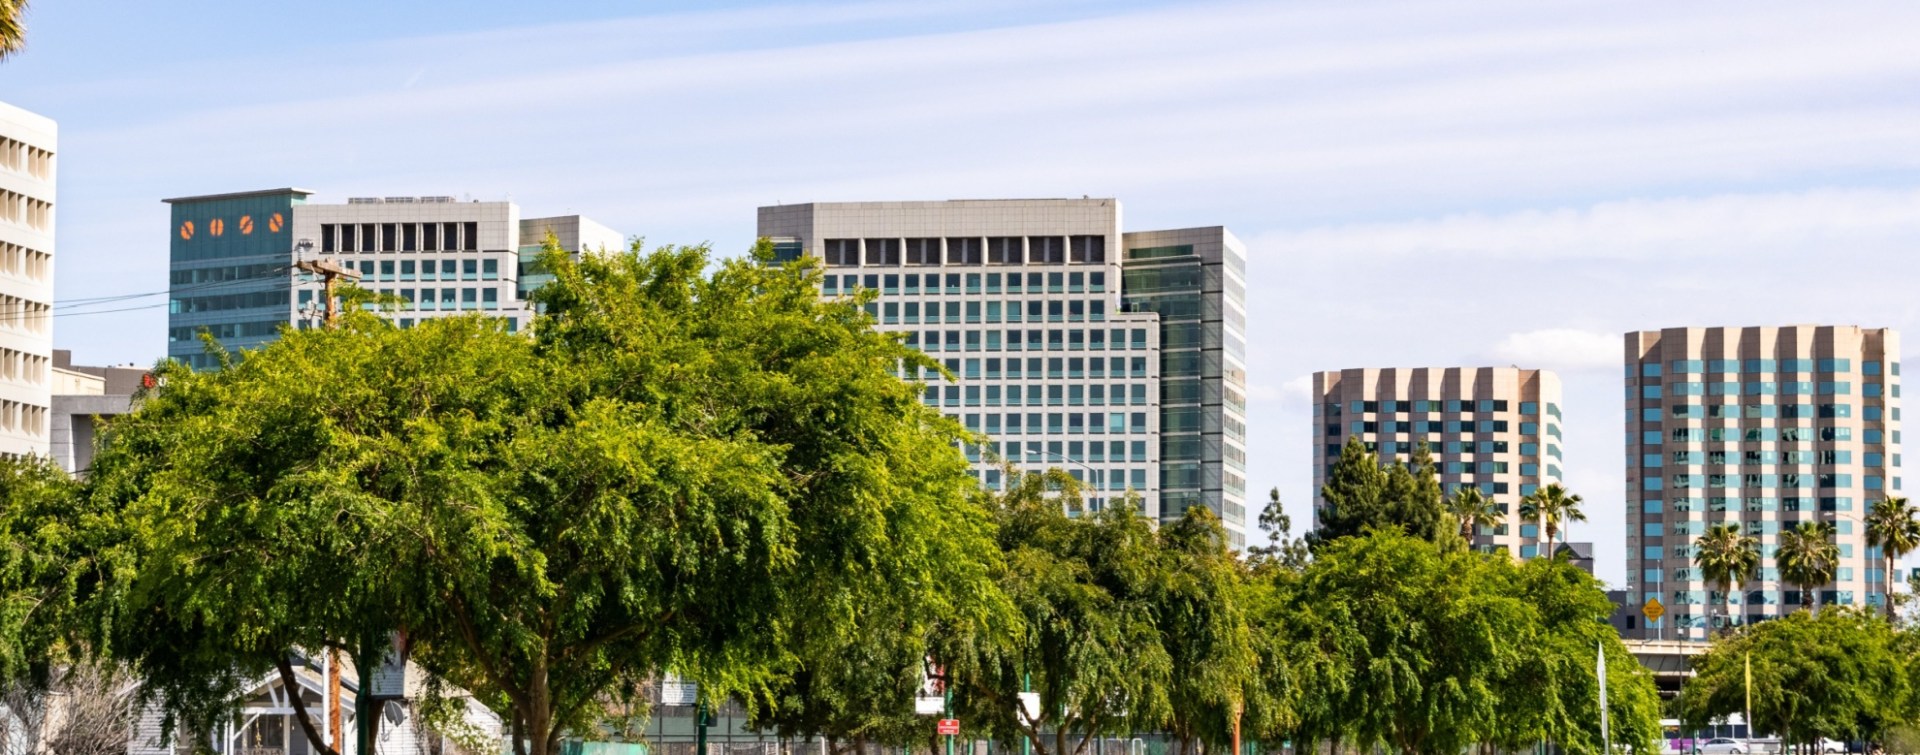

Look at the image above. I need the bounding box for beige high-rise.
[0,102,55,459]
[1624,326,1901,641]
[1312,367,1564,557]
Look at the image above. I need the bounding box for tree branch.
[276,654,343,755]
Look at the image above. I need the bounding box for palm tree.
[1694,523,1760,637]
[1518,483,1586,557]
[1865,496,1920,621]
[0,0,27,61]
[1445,486,1505,549]
[1777,521,1839,615]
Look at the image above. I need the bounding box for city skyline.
[12,1,1920,584]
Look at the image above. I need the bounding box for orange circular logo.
[179,221,195,240]
[209,218,225,236]
[268,213,284,232]
[238,215,255,235]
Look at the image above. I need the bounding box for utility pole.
[294,239,361,328]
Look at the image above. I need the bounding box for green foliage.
[1868,497,1920,621]
[1779,522,1841,614]
[1681,609,1913,746]
[1444,485,1504,547]
[0,0,26,60]
[1307,438,1444,549]
[0,455,111,685]
[89,239,997,755]
[1694,523,1760,635]
[1247,488,1308,572]
[1518,483,1586,549]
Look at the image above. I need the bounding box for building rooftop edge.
[163,187,317,204]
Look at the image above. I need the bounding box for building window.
[986,237,1023,265]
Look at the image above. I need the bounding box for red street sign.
[937,719,960,736]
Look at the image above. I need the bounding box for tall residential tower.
[758,199,1250,544]
[0,102,56,458]
[1312,367,1565,557]
[1625,326,1901,640]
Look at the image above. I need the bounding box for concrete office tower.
[1625,326,1901,641]
[1312,367,1565,557]
[0,102,56,458]
[1121,228,1250,546]
[759,199,1182,525]
[166,190,621,369]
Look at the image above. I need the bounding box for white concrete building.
[0,101,55,459]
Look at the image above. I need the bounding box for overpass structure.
[1623,639,1709,698]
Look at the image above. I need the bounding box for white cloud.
[1487,329,1620,373]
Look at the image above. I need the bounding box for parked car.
[1697,738,1748,755]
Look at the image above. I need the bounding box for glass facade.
[165,189,308,370]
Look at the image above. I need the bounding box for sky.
[9,0,1920,586]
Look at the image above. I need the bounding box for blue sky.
[11,0,1920,584]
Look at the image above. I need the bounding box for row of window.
[920,383,1149,407]
[957,437,1151,464]
[0,293,48,335]
[1642,496,1867,513]
[1638,359,1899,377]
[0,347,44,387]
[1646,450,1897,466]
[921,402,1151,435]
[1647,591,1858,607]
[1323,399,1563,418]
[1644,473,1896,490]
[0,136,52,181]
[1336,419,1562,437]
[1639,545,1894,561]
[0,189,51,232]
[297,287,508,312]
[1639,426,1894,444]
[1635,381,1896,397]
[319,221,480,253]
[0,399,45,436]
[0,241,50,283]
[823,236,1108,267]
[904,328,1150,353]
[913,356,1150,381]
[825,271,1107,296]
[169,320,283,343]
[1333,438,1564,459]
[870,298,1110,325]
[1641,518,1857,536]
[334,257,503,282]
[1646,403,1895,420]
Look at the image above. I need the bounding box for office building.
[1312,367,1565,557]
[165,190,621,369]
[1625,325,1901,640]
[0,101,55,459]
[50,350,146,475]
[757,199,1250,545]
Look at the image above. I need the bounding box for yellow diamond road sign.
[1642,597,1665,622]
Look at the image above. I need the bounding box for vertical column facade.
[1625,326,1902,640]
[0,102,56,457]
[1121,227,1250,546]
[1312,367,1565,557]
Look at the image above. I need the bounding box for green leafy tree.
[1867,497,1920,621]
[949,475,1172,755]
[1779,522,1841,615]
[1248,488,1309,572]
[0,456,111,685]
[1694,523,1760,636]
[1308,439,1443,548]
[1154,506,1257,755]
[91,241,999,755]
[1445,486,1504,550]
[1519,483,1586,554]
[1681,609,1910,749]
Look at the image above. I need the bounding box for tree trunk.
[1888,555,1898,622]
[276,655,342,755]
[522,657,556,755]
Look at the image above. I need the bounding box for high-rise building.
[165,191,621,368]
[758,199,1250,543]
[1121,227,1249,542]
[1624,325,1902,640]
[0,101,56,458]
[1311,367,1565,557]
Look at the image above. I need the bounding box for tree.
[1154,506,1257,755]
[1680,609,1909,749]
[1248,488,1308,571]
[1694,523,1760,637]
[0,455,112,688]
[949,476,1171,755]
[1519,483,1586,553]
[1779,522,1841,616]
[0,0,26,61]
[1445,486,1505,551]
[91,241,1001,755]
[1308,438,1444,548]
[1867,497,1920,621]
